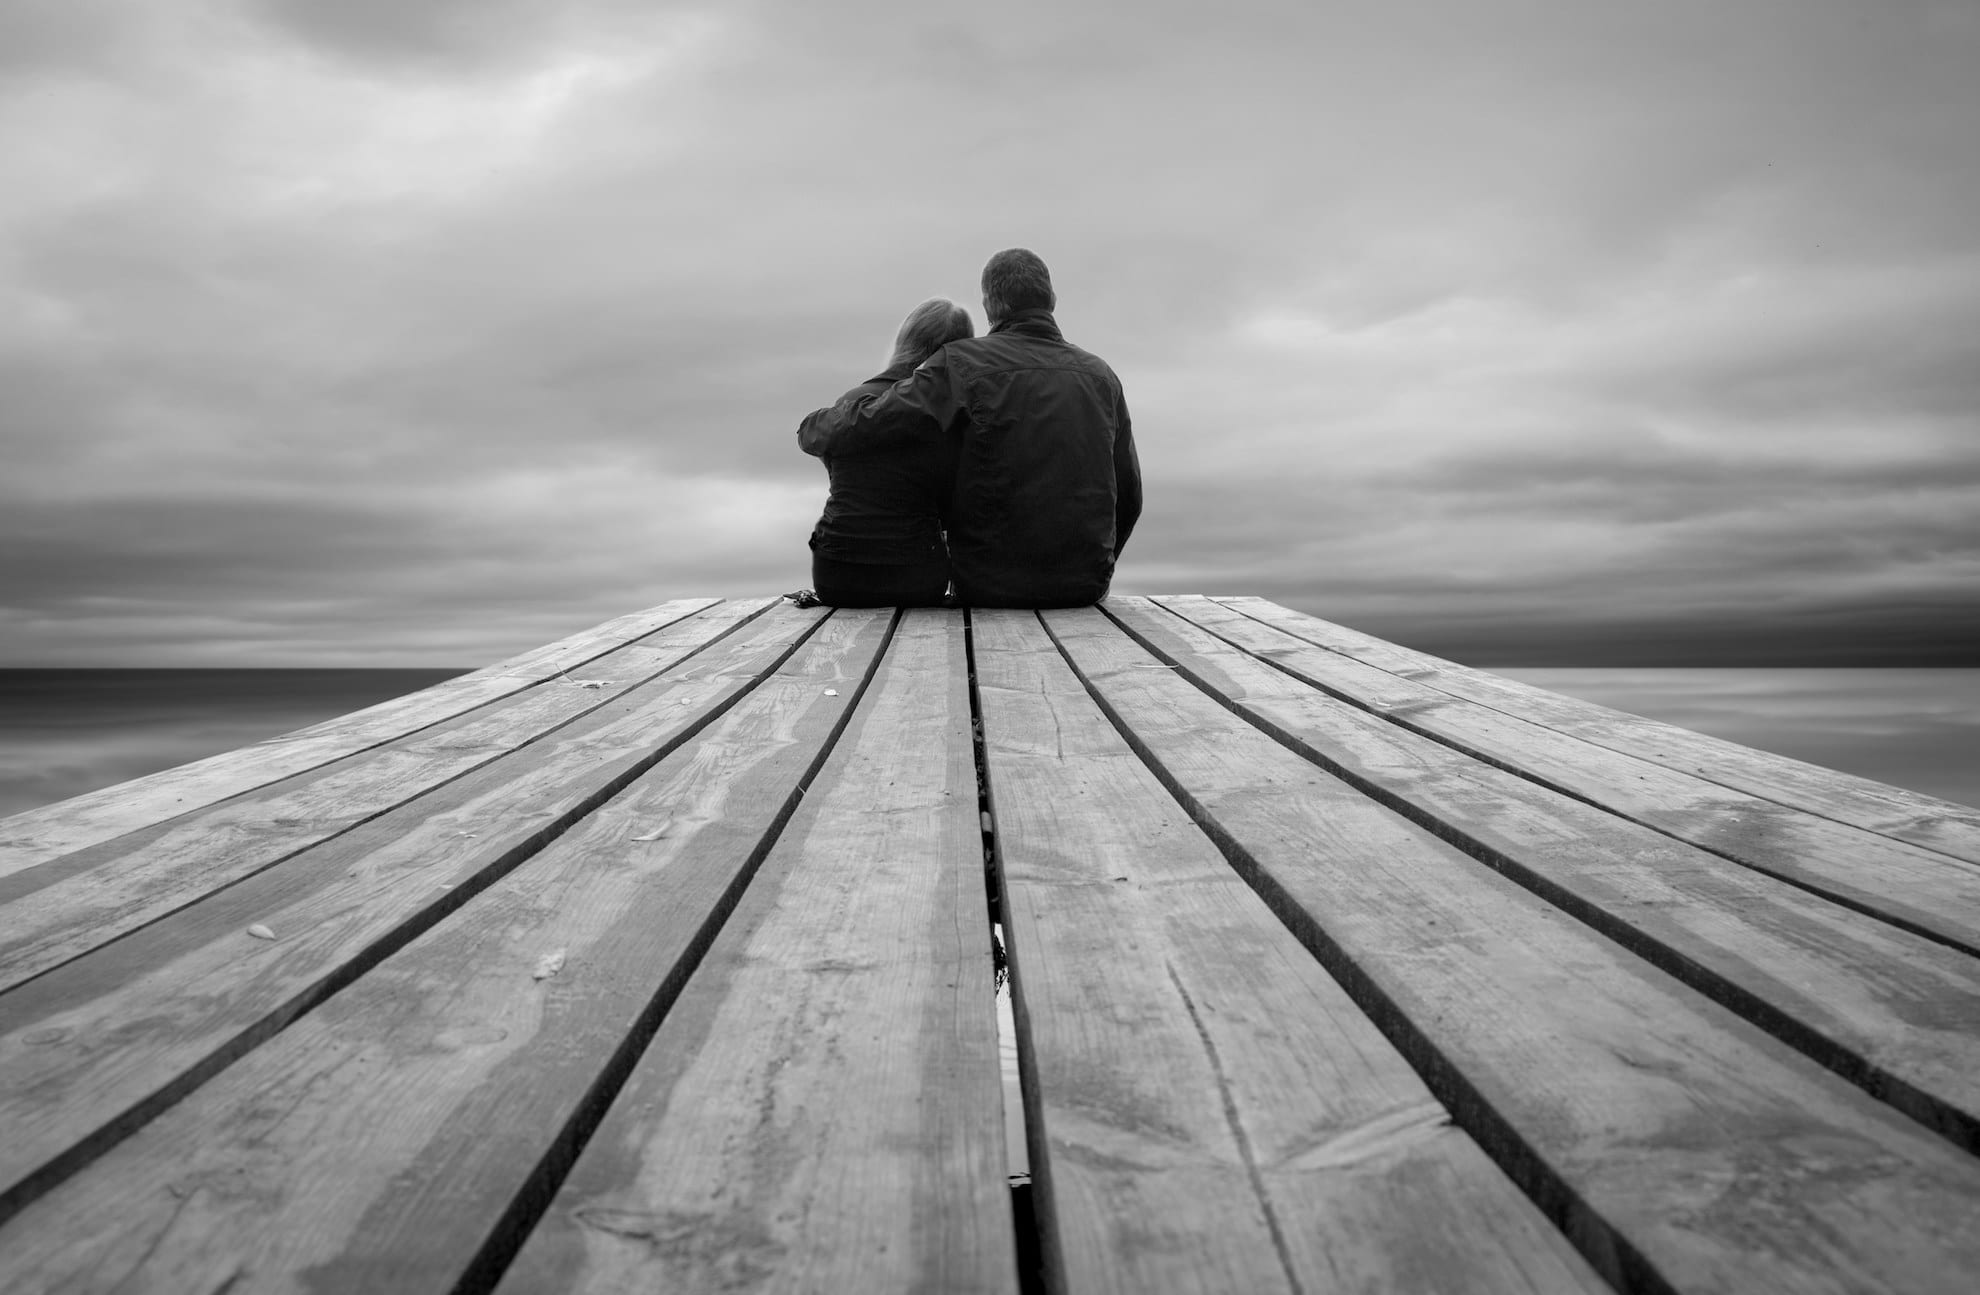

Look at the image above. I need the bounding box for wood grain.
[1101,597,1980,1152]
[0,609,896,1294]
[0,598,727,876]
[0,599,776,992]
[496,609,1016,1295]
[1046,604,1980,1294]
[11,592,1972,1295]
[1154,595,1980,958]
[0,602,826,1221]
[1210,595,1980,866]
[971,609,1606,1295]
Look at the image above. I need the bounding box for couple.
[797,249,1142,608]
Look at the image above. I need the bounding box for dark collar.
[988,308,1063,340]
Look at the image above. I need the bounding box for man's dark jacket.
[796,309,1141,607]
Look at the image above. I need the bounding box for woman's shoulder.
[846,374,898,398]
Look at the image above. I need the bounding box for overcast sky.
[3,0,1975,666]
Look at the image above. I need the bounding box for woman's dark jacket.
[800,361,958,567]
[796,310,1140,607]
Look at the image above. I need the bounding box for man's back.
[937,310,1138,607]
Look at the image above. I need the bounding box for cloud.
[2,0,1976,664]
[253,0,596,67]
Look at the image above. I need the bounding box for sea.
[2,667,1974,820]
[0,669,467,820]
[1492,667,1980,811]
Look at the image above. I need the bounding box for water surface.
[1494,667,1980,810]
[0,669,466,819]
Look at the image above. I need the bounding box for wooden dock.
[2,595,1979,1293]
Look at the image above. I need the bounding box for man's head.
[980,248,1055,324]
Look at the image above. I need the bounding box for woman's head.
[890,297,974,370]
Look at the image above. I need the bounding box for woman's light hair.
[889,297,974,370]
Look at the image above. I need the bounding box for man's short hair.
[981,248,1055,321]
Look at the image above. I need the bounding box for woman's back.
[798,297,975,607]
[809,367,958,569]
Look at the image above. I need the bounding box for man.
[797,248,1141,608]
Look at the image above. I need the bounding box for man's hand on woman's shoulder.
[797,364,952,459]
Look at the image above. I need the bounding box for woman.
[800,297,973,607]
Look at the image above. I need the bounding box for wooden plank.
[1102,597,1980,1153]
[0,598,768,915]
[0,598,776,993]
[1154,595,1980,958]
[1042,605,1980,1294]
[0,610,897,1293]
[1211,595,1980,865]
[0,602,827,1219]
[969,610,1606,1295]
[496,609,1016,1295]
[0,598,726,876]
[0,596,764,910]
